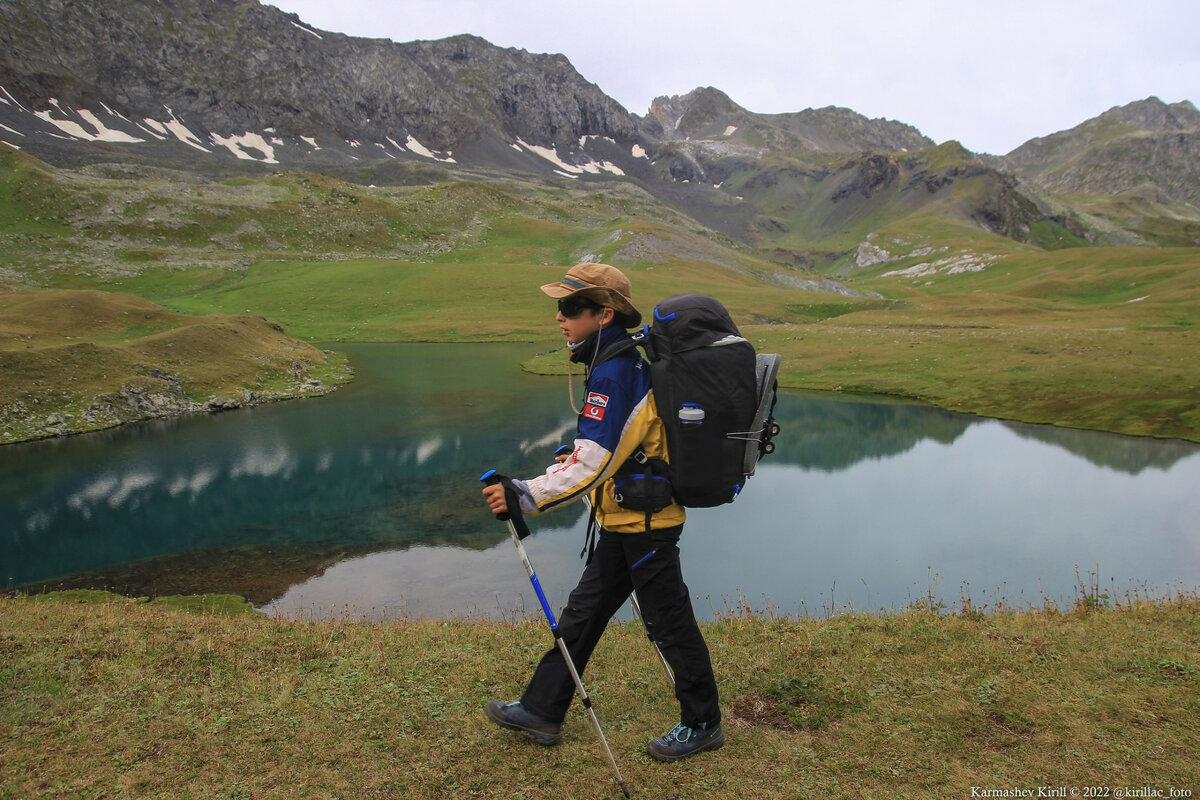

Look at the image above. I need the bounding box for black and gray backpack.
[598,293,781,509]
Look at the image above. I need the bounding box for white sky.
[267,0,1198,155]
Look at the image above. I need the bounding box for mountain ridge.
[1,0,1196,267]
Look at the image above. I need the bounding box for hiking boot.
[484,700,562,746]
[646,722,725,762]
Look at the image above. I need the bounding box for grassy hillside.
[0,286,351,442]
[2,147,1199,442]
[2,591,1197,800]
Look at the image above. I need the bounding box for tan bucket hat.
[540,263,642,328]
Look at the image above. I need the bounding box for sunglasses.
[557,297,602,318]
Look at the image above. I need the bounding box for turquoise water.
[3,343,1198,619]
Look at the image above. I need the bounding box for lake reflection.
[2,343,1198,619]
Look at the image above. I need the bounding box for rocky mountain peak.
[647,87,748,139]
[1103,96,1200,132]
[644,86,932,154]
[1001,96,1200,211]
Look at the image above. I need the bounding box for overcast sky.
[266,0,1198,155]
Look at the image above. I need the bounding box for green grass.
[3,148,1200,442]
[2,591,1197,799]
[0,286,352,442]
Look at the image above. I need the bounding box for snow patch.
[516,139,571,170]
[99,102,130,122]
[1128,295,1150,303]
[291,21,324,40]
[723,125,738,136]
[301,135,320,149]
[405,135,456,162]
[34,101,145,143]
[515,138,623,175]
[0,86,27,111]
[587,161,625,176]
[159,108,210,152]
[579,134,617,147]
[631,144,647,159]
[209,131,278,163]
[77,109,145,142]
[0,123,25,137]
[137,118,168,139]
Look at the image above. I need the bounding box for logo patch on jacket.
[583,392,609,421]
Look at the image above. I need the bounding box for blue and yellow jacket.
[524,326,686,533]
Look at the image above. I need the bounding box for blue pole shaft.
[482,472,629,798]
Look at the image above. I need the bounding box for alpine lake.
[3,343,1198,620]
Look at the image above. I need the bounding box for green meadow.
[3,591,1197,799]
[2,145,1199,442]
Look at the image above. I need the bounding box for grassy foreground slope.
[2,592,1197,799]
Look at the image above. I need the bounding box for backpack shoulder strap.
[592,333,644,369]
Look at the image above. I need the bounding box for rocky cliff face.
[0,0,638,171]
[0,0,933,176]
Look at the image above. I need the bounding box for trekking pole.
[480,471,630,800]
[626,590,675,688]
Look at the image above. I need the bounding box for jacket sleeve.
[524,370,630,513]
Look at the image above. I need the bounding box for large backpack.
[599,293,781,508]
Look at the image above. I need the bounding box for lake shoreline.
[6,331,1198,448]
[520,343,1200,445]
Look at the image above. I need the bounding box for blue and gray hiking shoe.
[484,700,562,746]
[646,721,725,762]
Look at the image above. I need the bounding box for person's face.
[556,299,613,344]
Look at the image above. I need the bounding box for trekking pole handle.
[479,470,511,521]
[480,470,534,539]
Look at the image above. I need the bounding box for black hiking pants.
[519,524,721,729]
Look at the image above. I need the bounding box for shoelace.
[666,722,695,743]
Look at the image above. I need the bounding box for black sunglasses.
[557,297,602,318]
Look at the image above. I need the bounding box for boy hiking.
[480,263,724,762]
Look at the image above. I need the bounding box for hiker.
[480,262,723,762]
